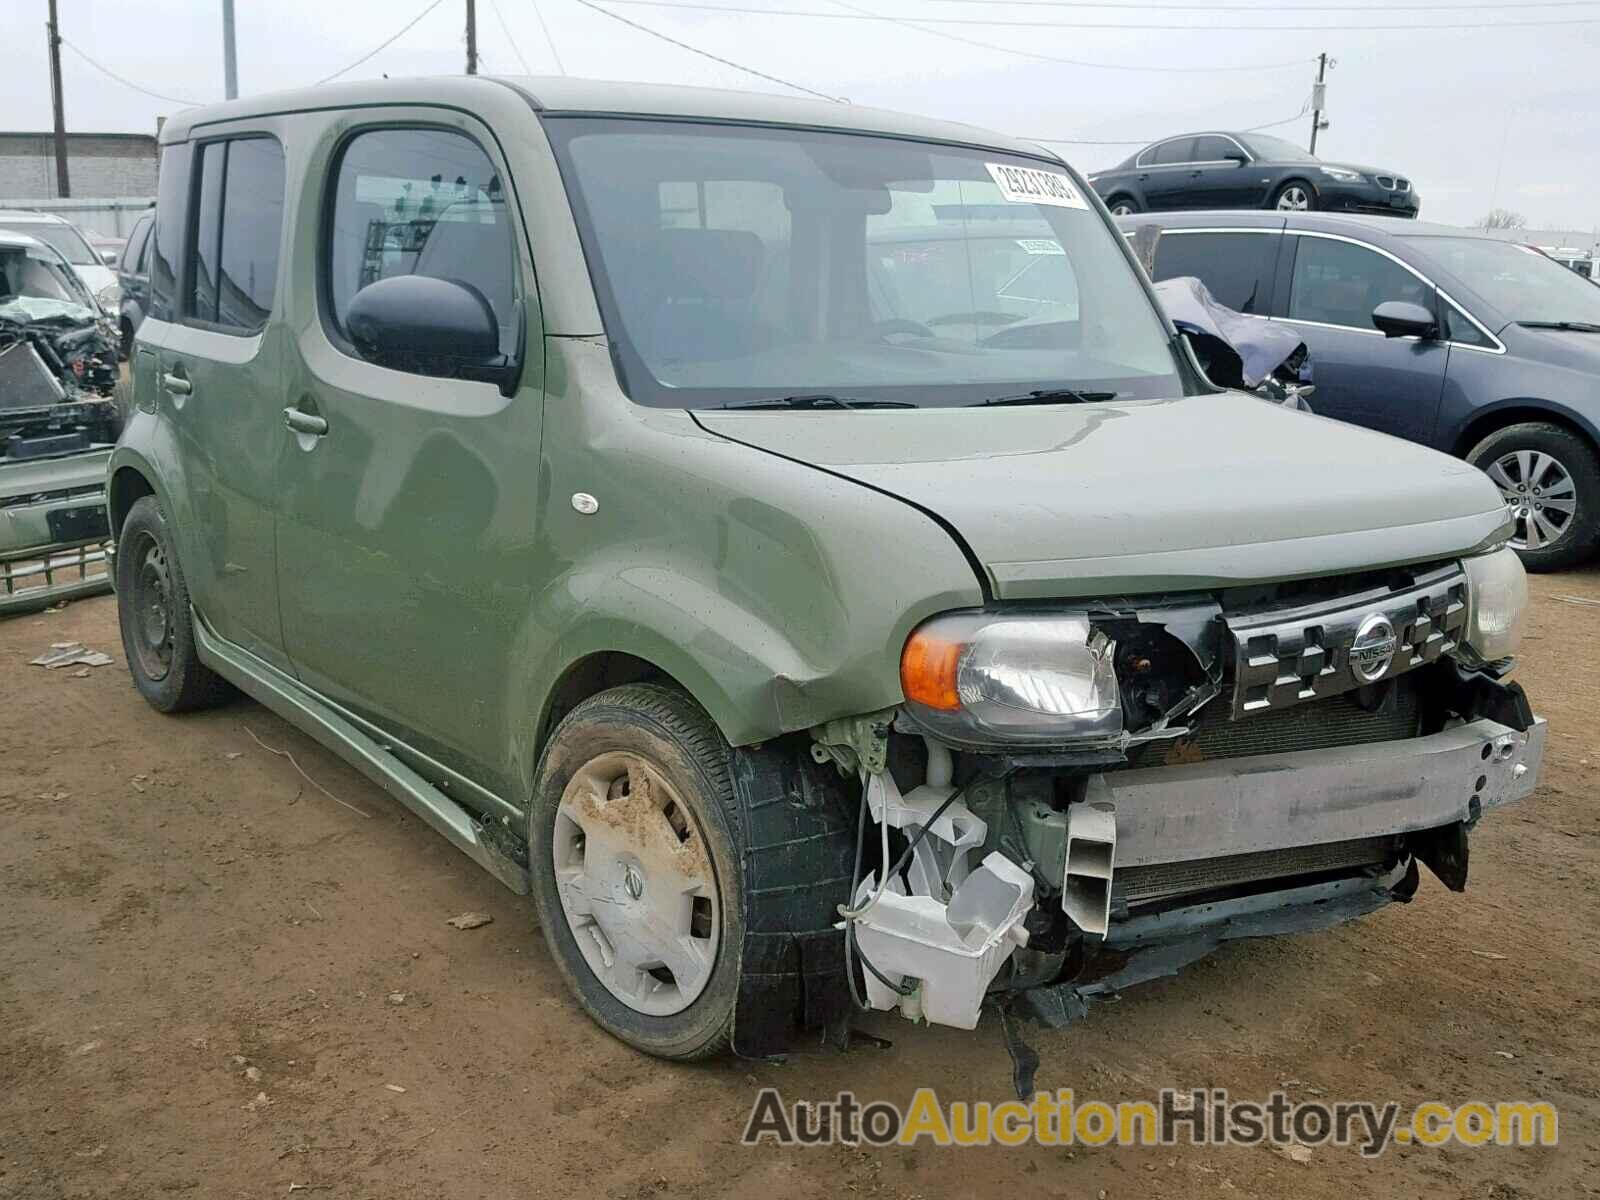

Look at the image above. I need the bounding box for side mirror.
[100,248,120,266]
[1372,300,1438,340]
[346,275,516,391]
[1224,153,1248,166]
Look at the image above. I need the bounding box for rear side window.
[150,143,193,322]
[1287,236,1432,331]
[1149,138,1196,166]
[1152,231,1278,314]
[324,127,520,364]
[186,136,286,332]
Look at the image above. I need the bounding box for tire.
[1105,194,1140,216]
[114,495,235,712]
[119,319,134,361]
[528,683,856,1060]
[1467,422,1600,571]
[1272,179,1317,212]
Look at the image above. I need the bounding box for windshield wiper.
[1517,320,1600,333]
[717,394,917,411]
[971,388,1119,408]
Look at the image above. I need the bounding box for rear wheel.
[1106,194,1140,216]
[114,496,234,711]
[1467,422,1600,570]
[1272,180,1317,212]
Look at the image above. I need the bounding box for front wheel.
[1467,422,1600,570]
[1106,194,1140,216]
[529,684,746,1060]
[1272,180,1317,212]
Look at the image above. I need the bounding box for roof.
[156,74,1055,160]
[0,230,47,249]
[1116,210,1487,242]
[0,209,73,225]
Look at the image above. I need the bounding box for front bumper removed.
[843,711,1544,1032]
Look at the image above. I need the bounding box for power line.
[1023,103,1310,145]
[919,0,1600,9]
[825,0,1313,71]
[531,0,569,73]
[314,0,451,85]
[59,36,206,106]
[596,0,1600,29]
[489,0,535,71]
[570,0,845,98]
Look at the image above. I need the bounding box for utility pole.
[1308,52,1329,156]
[465,0,478,74]
[222,0,238,99]
[46,0,70,198]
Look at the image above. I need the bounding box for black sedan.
[1088,132,1419,219]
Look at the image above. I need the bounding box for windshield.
[0,221,99,266]
[0,244,97,311]
[1406,236,1600,326]
[547,118,1185,408]
[1241,134,1318,163]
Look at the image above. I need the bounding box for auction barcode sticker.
[985,162,1089,210]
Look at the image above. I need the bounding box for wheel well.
[1451,406,1598,460]
[108,467,155,539]
[537,652,669,754]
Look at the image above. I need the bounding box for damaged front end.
[812,549,1544,1034]
[1,247,122,614]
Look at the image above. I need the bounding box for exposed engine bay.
[2,238,122,461]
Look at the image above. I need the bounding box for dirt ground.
[2,571,1597,1200]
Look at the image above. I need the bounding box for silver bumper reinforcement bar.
[1084,715,1546,869]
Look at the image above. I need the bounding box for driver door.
[1272,232,1448,445]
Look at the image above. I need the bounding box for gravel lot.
[3,574,1597,1199]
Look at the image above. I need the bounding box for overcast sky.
[8,0,1598,232]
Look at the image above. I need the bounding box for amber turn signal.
[900,628,965,711]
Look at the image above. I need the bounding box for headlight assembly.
[900,612,1122,747]
[96,282,121,311]
[1459,546,1528,664]
[1319,166,1364,183]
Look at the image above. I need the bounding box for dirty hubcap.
[552,751,720,1016]
[1487,450,1576,551]
[1110,201,1135,216]
[1276,185,1311,211]
[130,534,175,682]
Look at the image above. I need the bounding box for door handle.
[282,407,328,437]
[161,371,191,396]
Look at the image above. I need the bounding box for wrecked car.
[1,231,121,614]
[110,78,1543,1063]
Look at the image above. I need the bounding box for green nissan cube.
[111,76,1544,1060]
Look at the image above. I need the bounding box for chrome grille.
[1226,564,1467,719]
[1114,836,1393,908]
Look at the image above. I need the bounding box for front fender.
[507,337,985,790]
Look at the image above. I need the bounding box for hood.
[1504,323,1600,371]
[695,393,1509,599]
